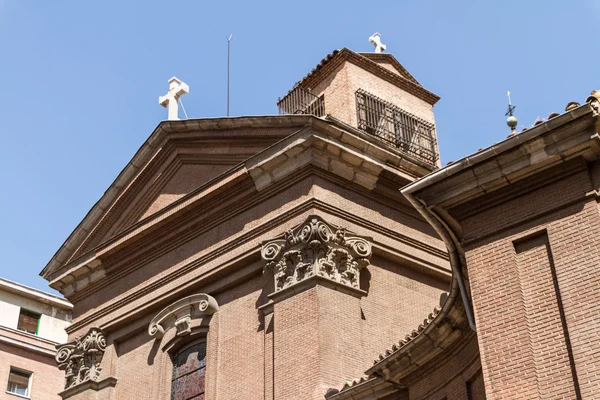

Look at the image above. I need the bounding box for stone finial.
[159,77,189,120]
[368,32,386,53]
[56,328,107,390]
[261,215,372,293]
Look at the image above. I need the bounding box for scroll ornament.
[148,293,219,339]
[261,216,372,292]
[55,327,107,389]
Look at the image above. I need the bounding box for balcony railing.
[277,86,325,117]
[355,89,438,165]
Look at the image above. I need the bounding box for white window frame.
[6,367,32,399]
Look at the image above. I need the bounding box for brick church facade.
[39,44,600,399]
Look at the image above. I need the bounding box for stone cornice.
[245,119,436,192]
[0,327,57,357]
[404,102,598,210]
[0,278,72,310]
[49,257,104,297]
[446,157,587,222]
[246,127,384,192]
[48,166,249,290]
[325,116,437,175]
[268,275,368,304]
[49,118,443,297]
[58,377,117,399]
[325,376,399,400]
[44,112,439,286]
[64,197,448,336]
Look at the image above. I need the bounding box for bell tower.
[277,39,441,169]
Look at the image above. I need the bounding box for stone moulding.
[58,377,117,399]
[56,327,107,390]
[148,293,219,338]
[261,215,372,295]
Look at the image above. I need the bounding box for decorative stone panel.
[261,215,372,294]
[56,327,107,390]
[148,293,219,338]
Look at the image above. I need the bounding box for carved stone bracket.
[261,215,372,295]
[56,327,107,390]
[148,293,219,338]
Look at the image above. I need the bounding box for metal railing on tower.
[277,86,325,117]
[355,89,438,165]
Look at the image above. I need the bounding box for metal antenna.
[227,34,233,116]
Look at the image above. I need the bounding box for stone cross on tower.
[159,77,189,121]
[369,32,386,53]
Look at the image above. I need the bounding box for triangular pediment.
[101,152,242,240]
[358,53,421,86]
[41,117,309,279]
[295,49,437,106]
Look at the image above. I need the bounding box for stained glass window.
[171,341,206,400]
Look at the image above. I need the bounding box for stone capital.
[56,327,107,390]
[261,215,372,298]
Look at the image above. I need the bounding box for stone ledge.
[59,377,117,399]
[267,275,367,304]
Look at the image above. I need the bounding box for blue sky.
[1,1,598,294]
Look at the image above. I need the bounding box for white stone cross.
[369,32,386,53]
[159,77,189,120]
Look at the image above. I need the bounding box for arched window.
[171,340,206,400]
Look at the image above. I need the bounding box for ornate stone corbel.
[261,215,372,294]
[148,293,219,338]
[56,327,107,390]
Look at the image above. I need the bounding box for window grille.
[355,89,438,165]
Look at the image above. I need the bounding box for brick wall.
[88,256,445,400]
[461,164,600,398]
[311,61,436,129]
[0,343,63,400]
